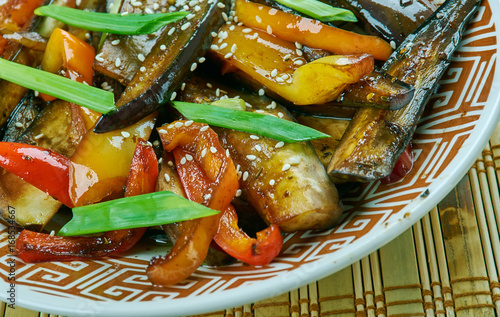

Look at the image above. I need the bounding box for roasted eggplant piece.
[178,73,343,232]
[329,0,436,46]
[1,91,43,142]
[327,0,482,182]
[93,0,231,133]
[0,100,88,229]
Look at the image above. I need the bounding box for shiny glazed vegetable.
[328,0,482,182]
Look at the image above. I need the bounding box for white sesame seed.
[111,39,120,45]
[160,44,167,51]
[294,59,304,66]
[185,120,194,126]
[289,157,300,164]
[164,173,171,182]
[49,230,55,237]
[295,42,302,49]
[270,69,278,77]
[390,40,396,49]
[174,121,184,128]
[186,13,196,20]
[250,135,260,140]
[215,88,220,97]
[170,91,177,101]
[242,28,252,33]
[229,24,235,31]
[210,44,219,50]
[278,112,284,118]
[14,122,23,128]
[190,62,197,71]
[131,0,141,6]
[153,140,160,146]
[115,57,121,67]
[139,66,146,72]
[258,89,265,96]
[224,52,233,59]
[256,15,262,23]
[204,193,212,201]
[275,141,284,148]
[95,55,105,62]
[194,5,201,11]
[158,129,167,134]
[266,25,272,34]
[221,12,228,21]
[168,27,176,35]
[269,179,275,186]
[145,7,154,14]
[219,43,228,49]
[180,157,187,165]
[167,160,174,166]
[185,154,193,161]
[198,57,206,63]
[181,82,186,91]
[276,77,284,83]
[181,22,191,30]
[121,131,130,138]
[121,11,129,16]
[211,31,218,37]
[246,155,257,161]
[138,53,145,62]
[255,145,262,151]
[235,189,242,197]
[296,49,303,56]
[200,125,209,132]
[255,109,265,114]
[282,163,291,171]
[226,149,230,157]
[283,54,292,61]
[231,44,237,53]
[217,2,225,8]
[34,133,44,140]
[242,171,249,181]
[210,146,217,153]
[153,3,159,10]
[201,148,207,157]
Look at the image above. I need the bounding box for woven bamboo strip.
[291,289,300,317]
[253,292,289,317]
[378,228,425,316]
[472,153,500,313]
[429,207,455,316]
[353,261,366,315]
[483,142,500,232]
[436,175,495,316]
[3,305,37,317]
[361,256,376,317]
[308,282,319,317]
[420,212,446,317]
[412,221,435,317]
[317,266,355,316]
[243,304,252,317]
[299,285,309,317]
[369,252,386,317]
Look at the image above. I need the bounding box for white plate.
[1,1,500,316]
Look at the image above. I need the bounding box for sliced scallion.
[34,5,189,35]
[58,191,219,236]
[0,58,115,114]
[274,0,357,22]
[173,101,330,143]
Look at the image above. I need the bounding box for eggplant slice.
[327,0,483,182]
[93,0,231,133]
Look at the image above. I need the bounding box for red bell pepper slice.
[147,121,238,287]
[381,145,414,184]
[214,205,283,266]
[16,139,158,262]
[0,142,74,207]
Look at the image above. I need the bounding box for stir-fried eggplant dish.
[0,0,482,286]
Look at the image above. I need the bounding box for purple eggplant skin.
[328,0,436,46]
[328,0,482,182]
[93,0,231,134]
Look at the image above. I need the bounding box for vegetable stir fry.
[0,0,481,287]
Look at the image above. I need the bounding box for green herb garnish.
[0,58,115,114]
[173,101,330,143]
[275,0,357,22]
[34,5,189,35]
[58,191,219,236]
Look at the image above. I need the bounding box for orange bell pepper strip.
[0,142,74,208]
[235,0,392,61]
[16,138,158,262]
[147,121,238,287]
[40,27,95,101]
[214,206,283,266]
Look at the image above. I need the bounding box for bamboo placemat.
[2,122,500,317]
